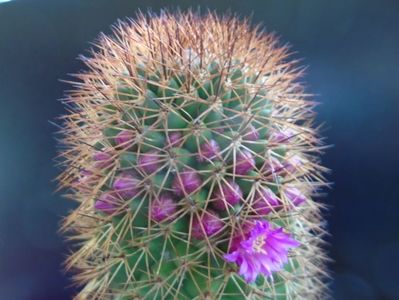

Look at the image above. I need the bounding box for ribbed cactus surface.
[57,11,328,300]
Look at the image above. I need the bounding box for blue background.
[1,0,398,299]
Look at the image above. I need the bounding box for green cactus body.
[58,11,328,300]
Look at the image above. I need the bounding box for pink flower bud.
[285,155,303,173]
[94,192,120,214]
[192,210,223,240]
[167,132,183,147]
[262,156,284,175]
[80,169,92,176]
[284,186,306,206]
[269,128,296,143]
[115,130,134,147]
[172,168,202,196]
[252,187,280,215]
[234,150,255,175]
[214,127,225,134]
[198,139,220,162]
[138,150,161,174]
[243,124,259,141]
[75,169,96,188]
[113,172,139,199]
[150,193,177,222]
[213,180,242,210]
[93,151,113,168]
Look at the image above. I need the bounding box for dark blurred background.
[0,0,398,299]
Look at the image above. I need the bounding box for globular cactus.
[57,11,328,300]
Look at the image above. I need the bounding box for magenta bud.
[76,170,99,191]
[94,192,119,214]
[285,155,303,173]
[243,124,259,141]
[198,139,220,162]
[93,151,113,168]
[138,150,161,174]
[115,130,134,146]
[262,156,284,175]
[269,128,295,143]
[284,186,306,206]
[167,132,183,147]
[80,169,92,176]
[77,169,92,183]
[253,187,280,215]
[213,180,243,210]
[113,172,139,199]
[192,210,224,240]
[150,193,177,222]
[234,150,255,175]
[172,168,202,196]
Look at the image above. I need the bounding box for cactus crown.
[57,11,328,300]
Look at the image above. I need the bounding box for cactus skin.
[57,11,328,300]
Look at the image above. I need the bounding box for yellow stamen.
[252,235,267,254]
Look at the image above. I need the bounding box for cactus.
[57,11,328,300]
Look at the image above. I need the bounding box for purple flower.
[192,210,223,240]
[284,186,306,206]
[93,150,113,168]
[213,180,243,210]
[150,193,177,222]
[252,187,280,215]
[234,150,255,175]
[138,150,161,174]
[198,139,220,162]
[94,192,120,215]
[172,168,202,196]
[167,132,183,147]
[113,172,139,199]
[224,220,300,283]
[243,125,259,141]
[115,130,134,147]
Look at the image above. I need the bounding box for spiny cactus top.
[57,11,328,300]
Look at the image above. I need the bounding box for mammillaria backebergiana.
[57,11,329,300]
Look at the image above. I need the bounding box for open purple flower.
[94,192,120,215]
[113,172,139,200]
[138,150,161,174]
[213,180,243,210]
[150,193,177,222]
[284,186,306,206]
[115,130,134,147]
[172,168,202,196]
[252,187,280,215]
[192,210,223,240]
[198,139,220,162]
[234,149,255,175]
[224,220,300,283]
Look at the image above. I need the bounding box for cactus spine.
[57,11,328,300]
